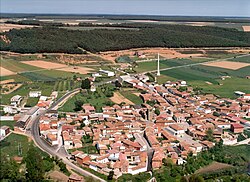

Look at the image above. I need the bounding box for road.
[30,89,106,182]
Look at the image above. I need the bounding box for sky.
[1,0,250,17]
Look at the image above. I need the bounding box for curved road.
[30,89,106,182]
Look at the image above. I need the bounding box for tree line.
[1,23,250,54]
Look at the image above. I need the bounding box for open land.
[56,66,94,74]
[0,67,15,76]
[21,60,67,69]
[195,162,232,174]
[110,92,134,105]
[202,61,250,70]
[242,26,250,32]
[0,23,36,32]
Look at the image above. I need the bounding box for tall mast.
[157,53,160,76]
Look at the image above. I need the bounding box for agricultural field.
[25,97,39,107]
[0,133,47,158]
[118,89,143,105]
[53,79,80,92]
[0,82,55,105]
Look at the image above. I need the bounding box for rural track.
[143,53,250,75]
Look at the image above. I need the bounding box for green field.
[119,89,143,105]
[0,133,48,159]
[25,97,39,107]
[0,82,55,105]
[191,77,250,99]
[135,58,211,72]
[228,55,250,63]
[0,120,15,130]
[0,58,40,72]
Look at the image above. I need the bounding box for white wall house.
[10,95,22,107]
[29,91,42,98]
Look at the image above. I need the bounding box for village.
[1,70,250,180]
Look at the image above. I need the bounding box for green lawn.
[190,77,250,99]
[0,133,49,159]
[119,89,143,105]
[59,92,110,112]
[0,120,15,130]
[227,55,250,63]
[25,97,39,107]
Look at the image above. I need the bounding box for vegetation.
[119,89,143,105]
[1,24,250,54]
[0,120,15,130]
[118,172,151,182]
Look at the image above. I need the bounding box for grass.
[119,89,143,105]
[0,58,40,72]
[228,55,250,63]
[0,82,55,105]
[69,144,98,154]
[25,97,39,107]
[59,92,110,112]
[0,120,15,130]
[0,133,48,158]
[190,77,250,99]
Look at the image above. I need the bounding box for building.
[99,69,115,77]
[0,126,10,137]
[10,95,22,107]
[231,123,244,133]
[243,94,250,100]
[29,91,42,98]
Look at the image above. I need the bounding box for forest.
[1,23,250,54]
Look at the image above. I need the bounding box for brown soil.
[21,60,67,69]
[99,47,205,62]
[47,171,69,182]
[110,92,134,105]
[0,67,15,76]
[196,162,232,174]
[56,66,94,74]
[202,61,250,70]
[1,83,22,94]
[0,23,36,32]
[242,26,250,32]
[0,79,15,84]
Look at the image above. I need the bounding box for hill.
[1,24,250,54]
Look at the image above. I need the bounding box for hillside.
[1,24,250,54]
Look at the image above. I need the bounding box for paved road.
[30,90,106,182]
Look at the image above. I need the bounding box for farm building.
[0,126,10,137]
[29,91,42,98]
[99,69,115,77]
[10,95,22,107]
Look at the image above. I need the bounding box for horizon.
[1,0,250,17]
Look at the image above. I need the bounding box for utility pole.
[157,53,160,76]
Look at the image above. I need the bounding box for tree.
[74,100,84,111]
[24,146,45,181]
[155,108,160,115]
[205,128,214,142]
[108,170,114,181]
[115,80,122,88]
[189,175,205,182]
[81,78,91,89]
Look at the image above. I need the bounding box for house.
[82,104,96,114]
[231,123,244,133]
[10,95,22,107]
[99,69,115,77]
[167,124,185,137]
[0,126,10,137]
[29,91,42,98]
[243,94,250,100]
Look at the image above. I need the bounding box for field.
[195,162,232,174]
[25,97,39,107]
[118,89,143,105]
[0,23,36,32]
[110,92,134,105]
[242,26,250,32]
[21,60,67,69]
[0,133,48,159]
[0,82,55,105]
[0,67,15,76]
[202,61,250,70]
